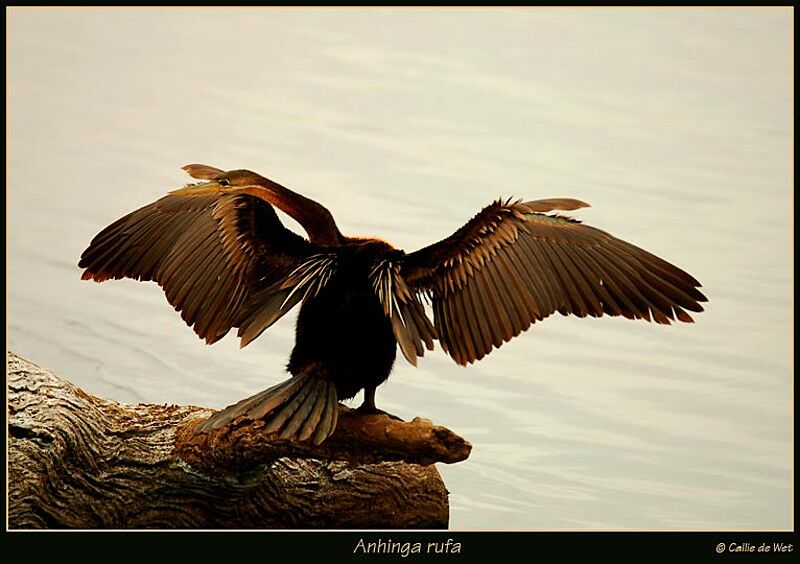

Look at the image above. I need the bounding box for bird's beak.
[182,163,225,180]
[168,180,227,196]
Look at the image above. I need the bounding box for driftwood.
[7,351,471,529]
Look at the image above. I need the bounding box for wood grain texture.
[8,352,469,529]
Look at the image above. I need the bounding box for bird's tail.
[195,366,339,445]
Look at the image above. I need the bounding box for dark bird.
[79,164,707,444]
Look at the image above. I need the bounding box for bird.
[78,164,707,445]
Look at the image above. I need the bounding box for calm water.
[7,8,792,530]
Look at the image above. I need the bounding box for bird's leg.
[358,386,379,413]
[356,386,403,421]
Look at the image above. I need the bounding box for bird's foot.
[355,403,403,421]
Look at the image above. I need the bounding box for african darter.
[79,164,707,444]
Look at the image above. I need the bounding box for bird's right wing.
[79,175,331,346]
[401,198,707,366]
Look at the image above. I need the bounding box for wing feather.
[369,259,439,366]
[454,283,477,358]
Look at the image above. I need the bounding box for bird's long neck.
[257,176,344,247]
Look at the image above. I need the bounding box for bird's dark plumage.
[78,164,707,444]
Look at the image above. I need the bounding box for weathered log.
[7,351,471,529]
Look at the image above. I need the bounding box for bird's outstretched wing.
[78,167,321,346]
[401,198,707,366]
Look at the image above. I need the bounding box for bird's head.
[181,164,266,189]
[177,163,344,246]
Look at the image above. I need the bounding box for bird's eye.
[218,178,230,186]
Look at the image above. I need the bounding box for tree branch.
[8,351,471,529]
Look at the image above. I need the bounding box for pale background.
[7,7,792,529]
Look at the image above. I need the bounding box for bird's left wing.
[401,198,707,366]
[78,170,331,347]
